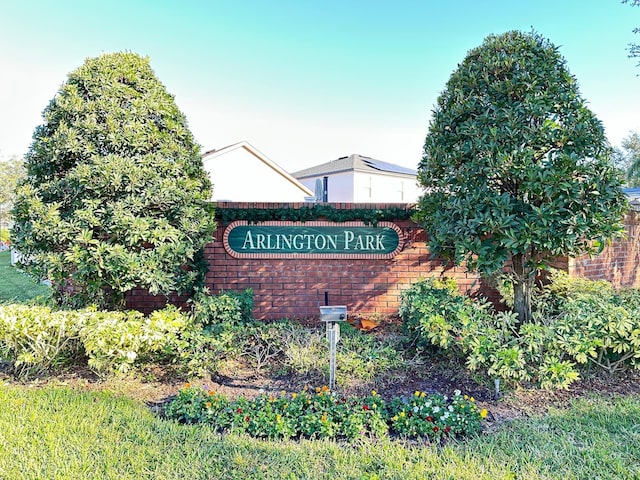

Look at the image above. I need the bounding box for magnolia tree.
[12,52,215,309]
[416,31,628,323]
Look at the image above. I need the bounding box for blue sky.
[1,0,638,170]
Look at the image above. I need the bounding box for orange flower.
[185,382,191,389]
[205,402,211,409]
[321,413,327,423]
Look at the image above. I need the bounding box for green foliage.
[540,270,640,374]
[165,384,484,441]
[388,390,485,439]
[279,322,405,385]
[400,275,640,389]
[0,156,25,236]
[81,305,188,375]
[216,204,415,226]
[336,324,405,383]
[416,30,628,322]
[0,304,85,378]
[11,52,215,309]
[191,288,254,326]
[624,0,640,69]
[619,131,640,187]
[0,303,190,377]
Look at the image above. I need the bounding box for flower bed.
[165,384,487,441]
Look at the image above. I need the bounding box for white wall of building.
[299,172,421,203]
[353,172,421,203]
[203,148,311,202]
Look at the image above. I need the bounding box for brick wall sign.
[223,220,403,259]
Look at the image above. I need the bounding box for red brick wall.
[567,211,640,288]
[201,202,495,320]
[125,204,639,319]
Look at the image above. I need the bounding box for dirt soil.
[4,355,640,432]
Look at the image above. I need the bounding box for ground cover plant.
[164,384,486,441]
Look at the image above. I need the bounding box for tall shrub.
[12,52,215,309]
[416,30,628,322]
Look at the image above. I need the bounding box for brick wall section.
[567,211,640,288]
[201,202,496,320]
[125,204,639,318]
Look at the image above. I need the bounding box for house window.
[365,176,373,198]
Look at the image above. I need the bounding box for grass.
[0,250,50,303]
[0,385,638,479]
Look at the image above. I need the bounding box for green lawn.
[0,250,50,303]
[0,385,638,480]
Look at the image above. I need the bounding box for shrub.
[541,270,640,374]
[399,277,578,389]
[0,303,192,378]
[400,274,640,389]
[191,288,254,326]
[80,305,189,375]
[12,52,215,310]
[0,304,87,378]
[336,325,405,383]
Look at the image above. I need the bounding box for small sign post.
[319,305,347,391]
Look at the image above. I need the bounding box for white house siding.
[353,172,421,203]
[298,172,355,202]
[202,146,311,202]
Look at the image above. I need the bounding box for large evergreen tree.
[416,31,628,323]
[12,52,215,309]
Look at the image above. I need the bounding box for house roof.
[292,154,417,180]
[624,187,640,211]
[202,141,313,197]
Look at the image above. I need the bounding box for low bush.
[0,304,86,378]
[191,288,254,326]
[0,289,259,379]
[0,304,191,378]
[165,384,485,441]
[81,305,189,375]
[399,274,640,390]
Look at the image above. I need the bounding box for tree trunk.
[511,253,535,323]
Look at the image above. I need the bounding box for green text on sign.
[226,224,400,255]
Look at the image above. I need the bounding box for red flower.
[236,407,243,414]
[426,416,433,422]
[362,405,370,411]
[244,416,250,422]
[445,426,451,433]
[433,426,439,432]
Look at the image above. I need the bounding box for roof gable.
[292,154,417,179]
[202,141,313,198]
